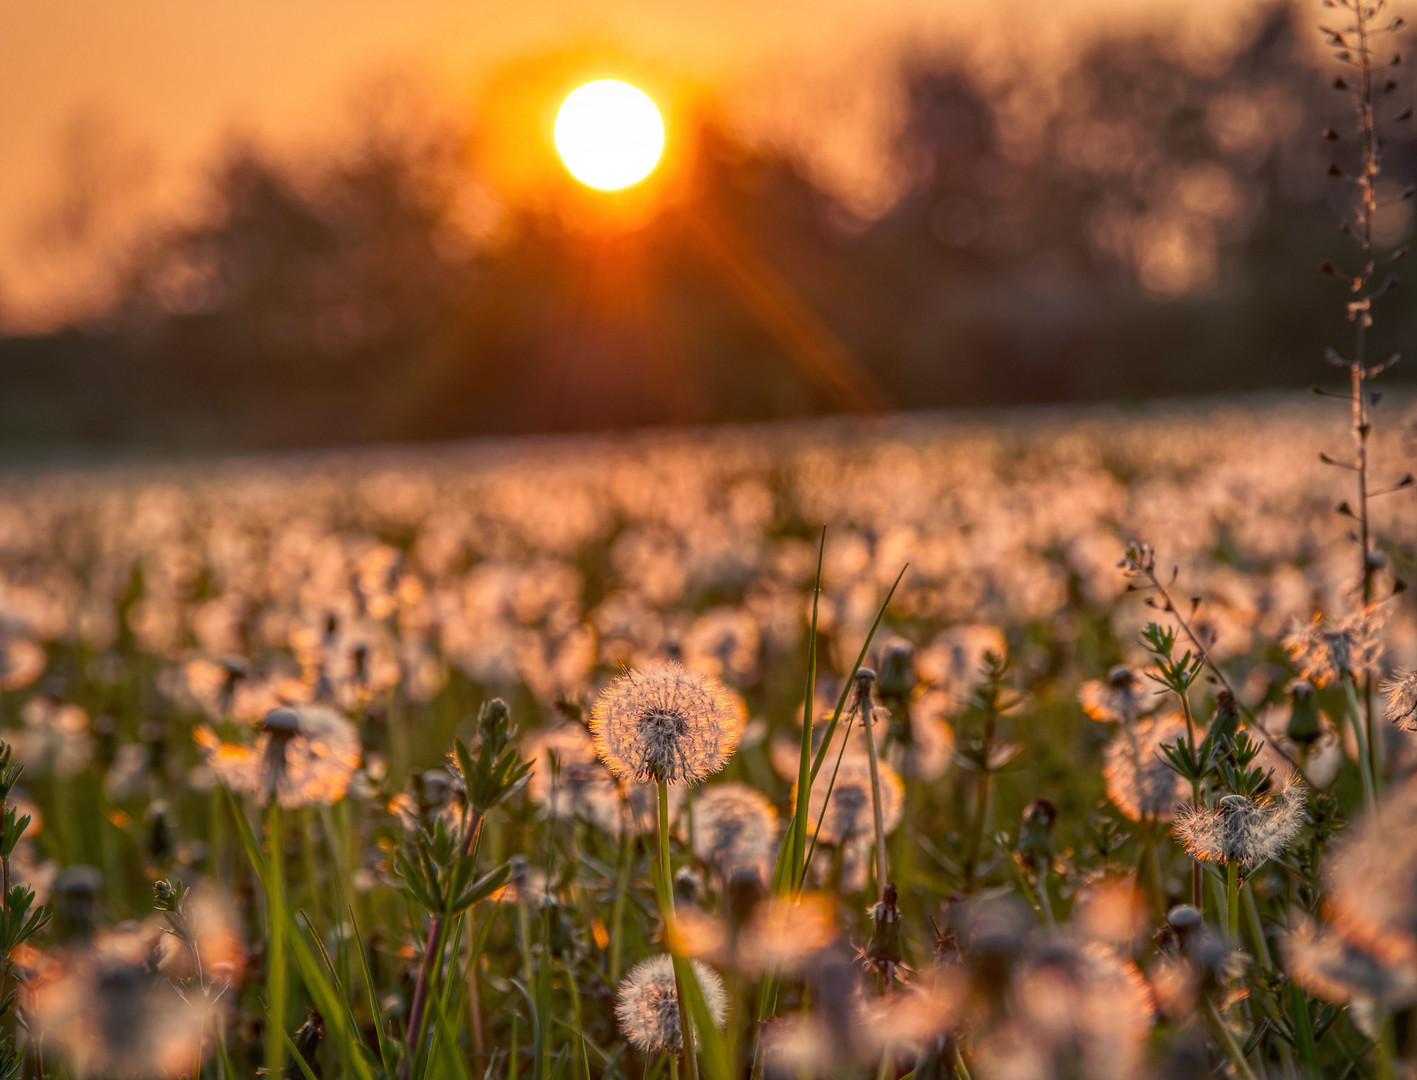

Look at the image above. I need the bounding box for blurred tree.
[0,1,1412,453]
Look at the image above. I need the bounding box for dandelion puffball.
[614,954,727,1053]
[590,661,740,784]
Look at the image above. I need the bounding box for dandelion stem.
[656,779,699,1080]
[1375,1000,1397,1080]
[859,693,890,902]
[1225,861,1240,946]
[264,799,288,1080]
[1343,675,1378,811]
[609,830,632,985]
[963,713,995,892]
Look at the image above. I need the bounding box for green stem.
[1344,675,1378,812]
[858,696,890,901]
[609,830,632,986]
[264,799,287,1080]
[1288,982,1320,1079]
[1201,995,1260,1080]
[657,780,699,1080]
[963,714,995,892]
[1376,1001,1397,1080]
[1225,861,1240,946]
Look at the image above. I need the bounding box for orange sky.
[1,0,1262,331]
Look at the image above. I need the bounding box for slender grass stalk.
[789,529,824,890]
[1375,1000,1397,1080]
[1201,995,1260,1080]
[1289,981,1320,1079]
[608,830,633,985]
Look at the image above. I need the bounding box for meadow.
[0,391,1412,1078]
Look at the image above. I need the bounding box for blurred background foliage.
[2,2,1414,453]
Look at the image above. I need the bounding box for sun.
[554,79,665,191]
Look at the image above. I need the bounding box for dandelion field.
[0,391,1414,1079]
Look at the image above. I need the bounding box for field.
[0,393,1415,1079]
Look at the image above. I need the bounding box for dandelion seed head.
[1008,938,1154,1080]
[799,759,903,846]
[522,724,617,820]
[1285,915,1417,1006]
[1327,776,1417,970]
[853,966,964,1057]
[1102,712,1190,822]
[1383,670,1417,732]
[25,928,218,1079]
[759,1014,839,1079]
[590,661,740,784]
[690,782,778,875]
[1079,666,1147,724]
[1285,607,1385,688]
[1172,776,1307,865]
[201,705,360,808]
[614,954,727,1053]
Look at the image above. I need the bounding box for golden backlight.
[554,79,665,191]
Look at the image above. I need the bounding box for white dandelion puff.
[590,661,741,785]
[199,705,361,809]
[1284,607,1384,688]
[1382,670,1417,732]
[1079,666,1147,724]
[1102,713,1190,822]
[690,782,778,874]
[800,759,904,847]
[615,954,727,1053]
[1172,776,1307,866]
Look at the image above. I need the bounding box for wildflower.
[1172,777,1307,866]
[590,661,740,784]
[198,705,361,808]
[690,782,778,874]
[1382,670,1417,731]
[614,953,728,1053]
[1102,713,1190,822]
[1079,665,1147,724]
[802,758,904,846]
[1284,607,1384,688]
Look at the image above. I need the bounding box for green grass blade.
[789,527,825,892]
[427,982,474,1080]
[222,787,376,1080]
[808,564,908,787]
[349,904,395,1076]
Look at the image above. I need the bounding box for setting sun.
[554,79,665,191]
